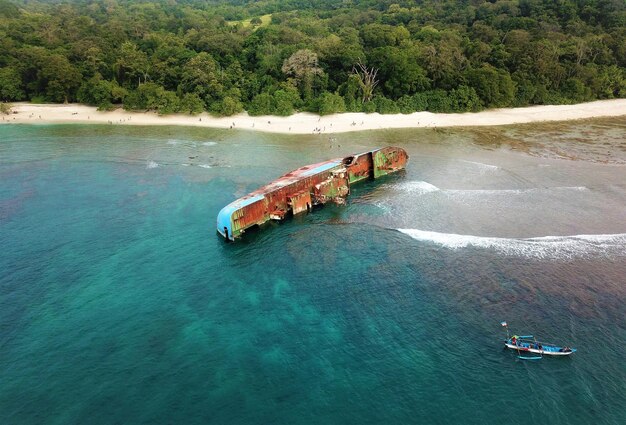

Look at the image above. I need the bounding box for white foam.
[167,139,198,147]
[392,181,440,194]
[146,160,159,169]
[398,228,626,259]
[446,188,525,196]
[198,164,212,169]
[202,142,217,147]
[372,201,392,213]
[458,160,500,171]
[445,186,588,196]
[556,186,587,191]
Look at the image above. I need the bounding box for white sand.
[3,99,626,134]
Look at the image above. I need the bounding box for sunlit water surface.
[1,122,625,424]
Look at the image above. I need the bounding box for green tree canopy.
[0,0,622,115]
[0,66,24,101]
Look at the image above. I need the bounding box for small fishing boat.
[501,321,576,359]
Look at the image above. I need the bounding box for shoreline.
[2,99,626,134]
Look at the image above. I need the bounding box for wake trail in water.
[397,228,626,259]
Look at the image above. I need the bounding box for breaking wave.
[202,141,217,147]
[397,228,626,259]
[198,164,212,169]
[146,160,159,169]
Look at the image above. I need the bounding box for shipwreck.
[216,146,408,241]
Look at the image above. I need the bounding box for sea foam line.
[445,186,588,196]
[167,139,198,147]
[397,228,626,259]
[387,181,440,194]
[457,159,500,171]
[389,181,588,197]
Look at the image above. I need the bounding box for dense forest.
[0,0,625,115]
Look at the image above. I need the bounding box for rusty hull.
[217,146,408,241]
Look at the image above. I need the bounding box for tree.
[422,90,455,113]
[374,96,400,114]
[317,92,345,115]
[115,42,150,88]
[595,65,626,98]
[316,29,365,91]
[532,39,566,89]
[213,96,242,116]
[212,89,244,116]
[0,66,24,101]
[369,45,430,98]
[466,65,516,108]
[338,74,362,112]
[77,74,116,108]
[0,0,623,113]
[247,93,274,115]
[0,102,12,114]
[179,52,224,108]
[351,59,379,103]
[179,93,205,114]
[360,23,410,48]
[0,0,20,19]
[273,86,301,115]
[281,49,324,101]
[123,83,179,114]
[449,85,483,111]
[419,31,468,89]
[511,71,537,106]
[561,78,591,102]
[148,33,195,91]
[397,95,415,114]
[39,54,82,103]
[148,87,179,115]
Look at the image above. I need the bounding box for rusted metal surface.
[344,153,374,184]
[217,146,408,241]
[373,147,408,178]
[313,169,349,205]
[288,190,312,215]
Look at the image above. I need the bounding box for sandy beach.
[3,99,626,134]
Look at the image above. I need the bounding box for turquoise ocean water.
[1,123,625,424]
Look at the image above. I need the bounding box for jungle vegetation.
[0,0,625,115]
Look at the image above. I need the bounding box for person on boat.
[511,335,518,346]
[533,341,539,349]
[559,346,572,353]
